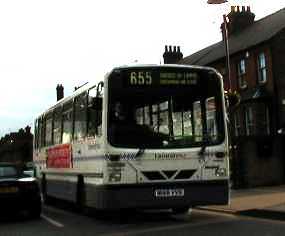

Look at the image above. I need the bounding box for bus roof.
[111,63,218,72]
[35,82,97,119]
[35,64,221,120]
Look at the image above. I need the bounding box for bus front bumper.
[87,179,229,210]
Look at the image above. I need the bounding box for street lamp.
[207,0,232,92]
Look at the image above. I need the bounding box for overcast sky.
[0,0,284,137]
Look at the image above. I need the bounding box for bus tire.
[76,174,86,212]
[41,173,52,205]
[171,206,192,215]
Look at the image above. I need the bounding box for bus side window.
[87,87,97,137]
[45,113,53,146]
[53,107,62,145]
[87,87,103,137]
[40,117,45,147]
[62,101,73,143]
[36,119,40,149]
[96,97,103,136]
[74,92,87,141]
[34,119,38,149]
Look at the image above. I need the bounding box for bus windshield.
[107,66,225,149]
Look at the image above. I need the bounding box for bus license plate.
[154,189,184,197]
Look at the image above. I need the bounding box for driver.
[114,102,126,121]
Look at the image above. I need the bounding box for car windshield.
[0,166,18,178]
[107,67,225,149]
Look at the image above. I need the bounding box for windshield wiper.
[136,148,145,158]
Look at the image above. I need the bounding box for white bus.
[33,64,229,213]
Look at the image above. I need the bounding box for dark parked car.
[0,162,42,218]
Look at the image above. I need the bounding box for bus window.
[206,97,218,142]
[74,93,87,140]
[135,108,144,125]
[36,119,40,149]
[151,104,159,132]
[34,119,38,149]
[193,101,203,142]
[87,87,96,136]
[96,99,103,136]
[40,117,45,147]
[159,101,169,135]
[62,102,73,143]
[144,106,151,125]
[45,114,53,146]
[87,86,103,137]
[183,110,193,137]
[173,111,182,138]
[53,107,62,145]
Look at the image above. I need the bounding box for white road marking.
[101,214,236,236]
[41,214,64,228]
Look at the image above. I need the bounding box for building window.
[257,52,267,83]
[245,107,254,135]
[255,104,270,136]
[237,59,247,88]
[265,106,270,135]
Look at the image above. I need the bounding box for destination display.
[124,69,199,87]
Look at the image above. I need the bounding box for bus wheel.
[76,175,86,212]
[41,174,52,205]
[171,206,192,215]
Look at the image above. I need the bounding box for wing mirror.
[225,91,240,108]
[92,97,102,110]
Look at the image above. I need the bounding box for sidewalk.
[198,185,285,220]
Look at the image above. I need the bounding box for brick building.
[164,7,285,188]
[0,126,33,165]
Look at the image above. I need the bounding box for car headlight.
[18,177,36,182]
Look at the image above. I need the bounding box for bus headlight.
[215,168,227,177]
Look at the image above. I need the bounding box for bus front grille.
[141,171,165,180]
[174,169,196,179]
[141,169,197,181]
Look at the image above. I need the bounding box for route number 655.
[130,71,152,85]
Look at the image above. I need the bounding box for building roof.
[180,8,285,66]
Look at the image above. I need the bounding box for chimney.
[224,5,255,35]
[56,84,64,101]
[25,126,31,134]
[163,45,183,64]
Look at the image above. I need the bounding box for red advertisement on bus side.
[47,144,72,168]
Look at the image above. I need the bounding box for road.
[0,205,285,236]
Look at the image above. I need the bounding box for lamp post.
[207,0,232,92]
